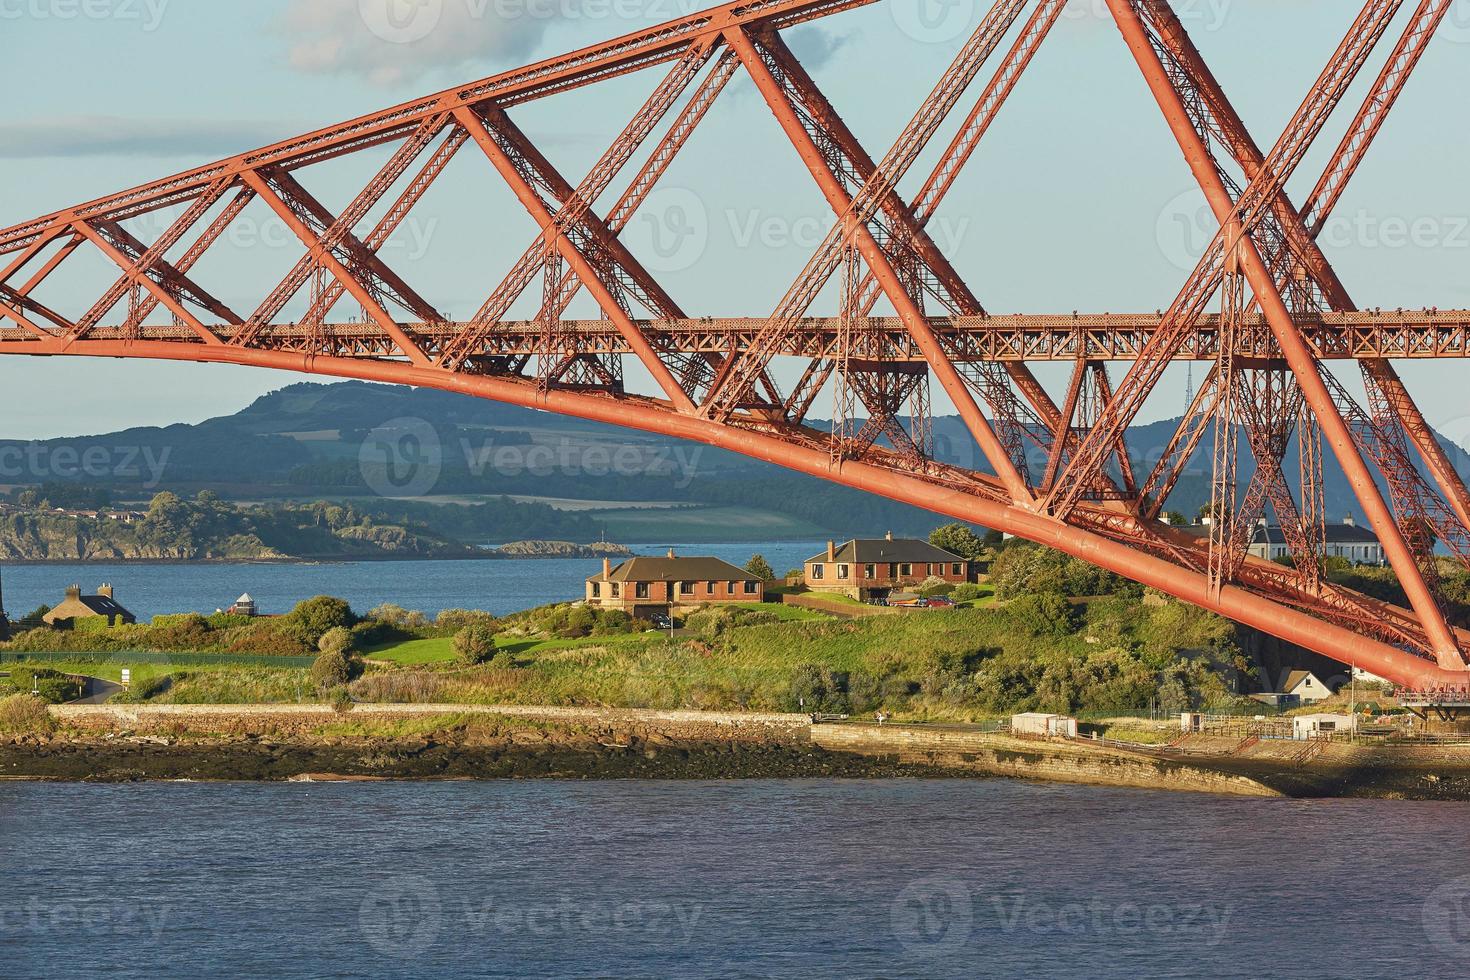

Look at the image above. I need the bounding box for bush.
[318,627,355,656]
[368,604,428,630]
[1007,592,1077,637]
[330,687,355,714]
[5,668,84,704]
[436,609,498,632]
[951,583,982,603]
[284,596,355,645]
[454,623,500,666]
[311,650,352,689]
[0,693,54,736]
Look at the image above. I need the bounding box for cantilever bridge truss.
[1,0,1467,687]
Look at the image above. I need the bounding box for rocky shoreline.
[5,705,1470,799]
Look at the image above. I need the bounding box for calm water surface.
[0,540,823,620]
[2,779,1469,978]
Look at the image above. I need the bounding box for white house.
[1282,670,1336,704]
[1293,714,1355,740]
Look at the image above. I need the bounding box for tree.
[454,623,500,665]
[929,523,987,561]
[745,554,775,582]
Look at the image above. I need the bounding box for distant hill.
[3,380,1464,535]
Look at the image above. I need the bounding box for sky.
[0,0,1467,441]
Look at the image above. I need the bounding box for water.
[1,779,1466,979]
[0,541,822,620]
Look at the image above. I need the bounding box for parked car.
[925,596,956,608]
[651,614,675,631]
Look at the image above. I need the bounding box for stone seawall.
[54,703,812,743]
[812,723,1281,797]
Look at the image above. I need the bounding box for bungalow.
[1293,713,1356,740]
[586,551,763,616]
[42,584,136,629]
[226,593,259,617]
[804,533,976,600]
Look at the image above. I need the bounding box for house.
[226,593,259,617]
[1293,713,1355,740]
[803,533,977,600]
[1187,517,1385,565]
[42,584,136,629]
[1282,670,1337,703]
[586,551,763,616]
[1249,692,1302,710]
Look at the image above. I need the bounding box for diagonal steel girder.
[1096,0,1464,669]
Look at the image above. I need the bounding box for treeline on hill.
[0,489,613,560]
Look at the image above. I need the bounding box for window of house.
[611,583,621,598]
[864,564,876,579]
[900,563,912,577]
[744,581,757,595]
[952,563,963,576]
[838,564,849,580]
[636,582,650,599]
[680,581,694,596]
[811,564,824,580]
[591,582,601,598]
[706,581,716,593]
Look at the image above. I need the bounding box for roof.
[61,595,133,619]
[1283,670,1327,692]
[592,555,757,583]
[235,593,255,604]
[806,538,966,565]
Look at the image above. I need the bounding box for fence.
[0,651,317,669]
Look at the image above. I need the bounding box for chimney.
[1343,514,1355,527]
[667,548,676,559]
[66,584,81,600]
[886,530,893,541]
[826,540,835,562]
[98,584,114,599]
[602,558,612,577]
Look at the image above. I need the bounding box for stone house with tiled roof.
[42,584,136,628]
[586,550,763,615]
[804,533,977,600]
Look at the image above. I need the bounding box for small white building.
[1293,713,1355,740]
[1011,712,1078,738]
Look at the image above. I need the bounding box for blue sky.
[1,0,1466,441]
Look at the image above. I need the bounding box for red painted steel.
[1,0,1466,688]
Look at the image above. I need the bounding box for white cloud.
[0,116,292,159]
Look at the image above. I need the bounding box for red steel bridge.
[1,0,1467,689]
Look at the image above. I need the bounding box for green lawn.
[364,636,459,665]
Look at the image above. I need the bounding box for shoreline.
[5,704,1466,799]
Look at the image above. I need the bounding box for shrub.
[1008,592,1078,638]
[436,609,498,632]
[311,650,352,689]
[369,603,429,630]
[916,576,954,598]
[0,693,54,736]
[284,596,355,645]
[318,626,355,656]
[5,668,84,704]
[929,522,988,560]
[950,583,982,603]
[454,623,500,666]
[330,687,355,714]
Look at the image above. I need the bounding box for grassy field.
[583,505,826,542]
